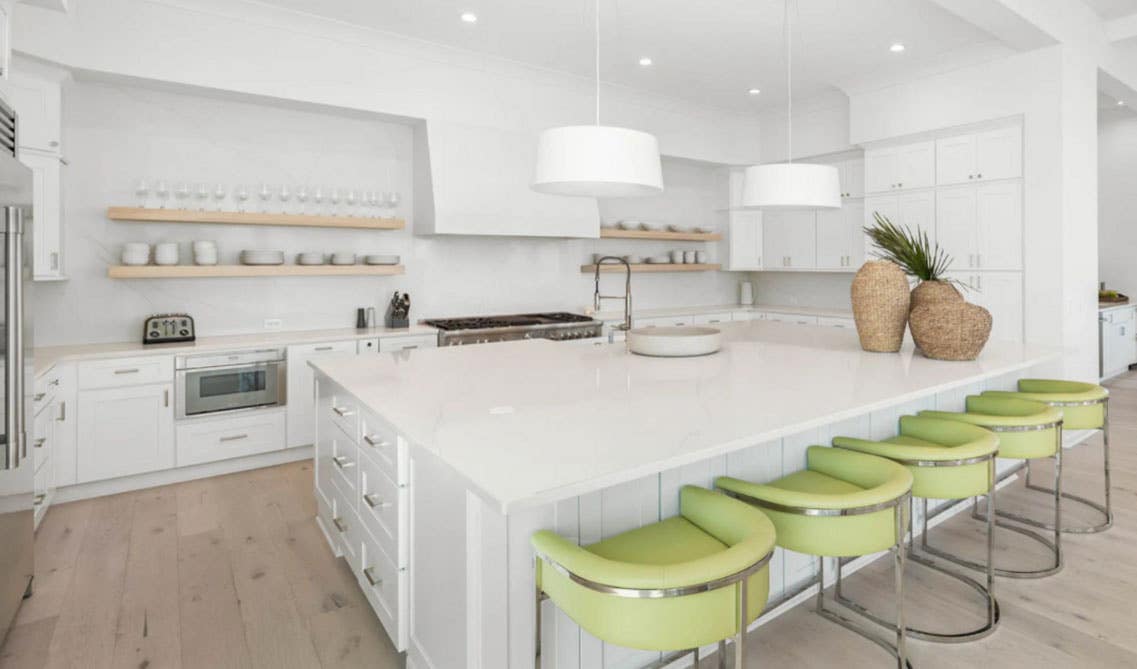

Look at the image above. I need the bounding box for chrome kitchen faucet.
[593,256,633,333]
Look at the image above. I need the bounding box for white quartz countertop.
[1099,302,1134,313]
[34,324,437,376]
[589,303,854,322]
[310,321,1058,514]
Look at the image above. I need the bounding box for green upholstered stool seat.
[833,416,1001,642]
[716,446,913,667]
[981,378,1113,534]
[532,485,776,667]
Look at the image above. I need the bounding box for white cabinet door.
[842,159,865,199]
[844,200,867,269]
[8,73,62,154]
[773,211,816,268]
[77,383,175,483]
[935,134,976,186]
[897,191,935,237]
[951,272,1023,343]
[20,150,63,280]
[975,127,1022,182]
[864,147,898,194]
[976,181,1022,270]
[728,210,763,270]
[864,196,896,258]
[897,141,936,190]
[287,340,358,448]
[815,207,846,269]
[380,334,438,352]
[936,187,979,269]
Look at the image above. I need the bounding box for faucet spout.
[593,256,633,332]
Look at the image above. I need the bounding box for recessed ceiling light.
[1119,100,1126,106]
[748,88,761,95]
[890,43,906,53]
[638,57,653,66]
[460,11,478,23]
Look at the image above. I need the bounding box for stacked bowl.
[193,241,218,266]
[240,249,285,266]
[121,243,150,266]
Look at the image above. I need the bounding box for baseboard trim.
[53,446,313,504]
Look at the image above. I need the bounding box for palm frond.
[864,212,959,285]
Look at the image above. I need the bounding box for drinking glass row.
[132,181,400,217]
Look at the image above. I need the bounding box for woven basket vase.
[910,280,963,311]
[909,301,993,361]
[851,260,910,352]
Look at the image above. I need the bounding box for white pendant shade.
[532,125,663,198]
[741,163,840,210]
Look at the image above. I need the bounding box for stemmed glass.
[213,184,227,212]
[279,185,292,214]
[329,188,341,216]
[258,184,274,213]
[195,183,210,211]
[385,191,400,213]
[234,185,250,212]
[134,180,149,208]
[312,187,325,216]
[174,182,191,210]
[296,185,309,215]
[155,180,170,209]
[345,190,358,217]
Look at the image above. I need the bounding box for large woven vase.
[851,260,910,352]
[910,280,963,311]
[909,301,992,361]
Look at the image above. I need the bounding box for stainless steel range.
[423,312,602,346]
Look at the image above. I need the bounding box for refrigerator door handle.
[3,206,20,469]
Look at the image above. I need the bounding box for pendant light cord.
[595,0,601,125]
[785,0,792,164]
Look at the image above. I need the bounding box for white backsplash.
[34,80,739,346]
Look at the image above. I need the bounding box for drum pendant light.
[532,0,663,197]
[742,0,840,210]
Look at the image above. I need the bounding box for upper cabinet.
[830,158,864,199]
[864,141,935,194]
[727,210,763,271]
[763,210,816,269]
[9,72,62,154]
[935,127,1022,186]
[413,120,599,238]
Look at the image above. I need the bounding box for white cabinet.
[727,210,763,270]
[1100,307,1137,380]
[865,141,935,193]
[818,316,856,329]
[21,151,63,279]
[77,383,175,483]
[379,334,438,352]
[287,340,358,448]
[766,312,818,325]
[948,271,1023,343]
[832,159,864,199]
[864,191,934,258]
[936,182,1022,271]
[691,312,732,325]
[936,127,1022,186]
[176,409,286,467]
[763,210,816,269]
[816,199,864,270]
[8,70,62,154]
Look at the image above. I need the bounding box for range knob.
[179,329,190,336]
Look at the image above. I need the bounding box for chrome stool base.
[815,554,914,669]
[965,492,1063,579]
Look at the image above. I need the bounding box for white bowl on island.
[627,326,722,357]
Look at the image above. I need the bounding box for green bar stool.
[984,379,1112,533]
[919,395,1065,578]
[531,485,776,669]
[715,446,913,669]
[832,416,1001,642]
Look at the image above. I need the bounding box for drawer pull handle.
[33,392,45,402]
[332,517,347,532]
[402,345,419,350]
[333,455,355,469]
[33,494,45,506]
[332,406,354,417]
[114,368,140,375]
[364,494,391,509]
[49,379,60,387]
[363,566,382,587]
[314,346,334,351]
[219,433,249,443]
[33,438,45,449]
[57,401,66,422]
[363,434,390,448]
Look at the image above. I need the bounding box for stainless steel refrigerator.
[0,93,34,646]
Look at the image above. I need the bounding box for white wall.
[32,79,737,346]
[748,272,853,311]
[1098,107,1137,293]
[758,89,854,163]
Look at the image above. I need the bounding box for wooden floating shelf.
[581,263,721,274]
[107,264,405,279]
[600,229,722,242]
[106,207,405,231]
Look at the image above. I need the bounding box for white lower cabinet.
[1100,307,1137,379]
[818,316,856,329]
[77,383,175,483]
[286,340,358,449]
[691,312,732,325]
[175,409,286,467]
[379,334,438,352]
[766,312,819,325]
[315,378,409,651]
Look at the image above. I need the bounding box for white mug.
[683,250,696,264]
[154,242,180,266]
[670,250,683,264]
[695,250,708,264]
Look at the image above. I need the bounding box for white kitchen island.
[309,321,1062,669]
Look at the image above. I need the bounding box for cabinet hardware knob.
[33,392,45,402]
[164,389,169,407]
[219,433,249,443]
[33,494,45,506]
[332,517,347,532]
[114,368,140,375]
[363,566,382,587]
[969,174,973,179]
[333,455,355,469]
[332,406,354,417]
[977,173,982,178]
[363,434,390,448]
[33,438,45,448]
[364,494,391,509]
[314,346,333,351]
[49,140,59,148]
[58,401,66,422]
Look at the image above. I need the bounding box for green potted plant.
[863,212,963,310]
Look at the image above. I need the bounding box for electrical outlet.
[264,318,283,331]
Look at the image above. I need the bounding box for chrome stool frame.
[720,489,912,669]
[961,419,1064,578]
[831,448,1000,642]
[534,547,775,669]
[1019,397,1111,533]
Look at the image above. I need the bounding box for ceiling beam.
[1106,13,1137,44]
[928,0,1058,50]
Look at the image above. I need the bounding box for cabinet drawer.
[175,409,285,467]
[34,368,63,412]
[330,438,360,500]
[691,312,732,325]
[379,334,437,352]
[818,316,856,329]
[358,457,405,562]
[331,493,361,566]
[359,411,402,483]
[78,355,173,389]
[316,490,341,557]
[359,524,407,651]
[33,464,51,528]
[328,394,360,442]
[357,338,379,353]
[32,406,50,474]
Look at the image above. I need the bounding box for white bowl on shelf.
[639,222,664,231]
[297,252,326,266]
[364,254,400,266]
[667,224,688,233]
[616,219,640,230]
[193,252,218,266]
[240,249,285,266]
[154,242,180,266]
[330,252,357,266]
[121,252,150,266]
[645,254,671,264]
[622,254,645,265]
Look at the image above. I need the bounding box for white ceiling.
[254,0,1001,112]
[1084,0,1137,20]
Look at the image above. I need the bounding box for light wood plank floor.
[2,371,1136,668]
